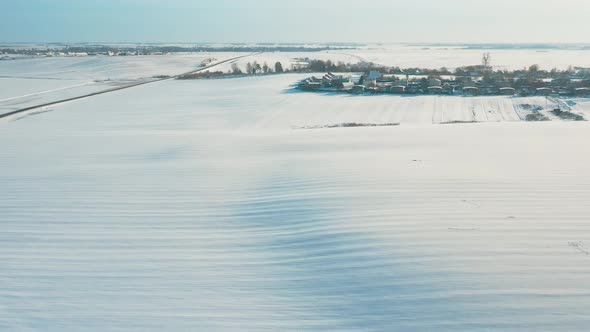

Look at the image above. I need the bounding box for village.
[298,56,590,98]
[0,44,337,61]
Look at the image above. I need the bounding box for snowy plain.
[4,43,590,116]
[203,44,590,73]
[0,53,239,115]
[2,48,590,331]
[349,44,590,70]
[0,53,241,80]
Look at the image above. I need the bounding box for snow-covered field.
[3,71,590,330]
[203,44,590,73]
[0,53,239,115]
[38,73,576,129]
[0,53,240,80]
[207,51,364,73]
[351,45,590,70]
[4,43,590,116]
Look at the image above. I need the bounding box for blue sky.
[1,0,589,43]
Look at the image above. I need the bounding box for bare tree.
[275,61,284,73]
[326,59,333,71]
[253,61,262,74]
[246,62,254,75]
[262,62,270,73]
[482,52,491,68]
[231,63,242,75]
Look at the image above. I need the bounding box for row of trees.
[231,59,387,75]
[182,52,590,85]
[231,61,284,75]
[307,59,390,73]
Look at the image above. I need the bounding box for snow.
[570,98,590,115]
[349,45,590,70]
[203,45,590,74]
[0,78,92,101]
[2,72,590,330]
[60,73,575,129]
[0,53,239,81]
[0,53,240,115]
[4,44,590,116]
[206,51,364,73]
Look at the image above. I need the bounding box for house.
[352,85,366,94]
[494,80,512,89]
[463,86,479,96]
[428,78,442,87]
[67,52,88,57]
[376,85,390,93]
[339,81,354,91]
[558,88,573,96]
[442,83,453,95]
[390,85,406,94]
[322,72,336,85]
[297,67,587,97]
[479,86,497,95]
[367,71,382,81]
[427,86,443,94]
[499,87,516,96]
[377,75,397,83]
[365,87,378,94]
[516,86,531,96]
[365,79,377,88]
[536,87,553,96]
[406,83,422,94]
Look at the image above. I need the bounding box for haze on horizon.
[2,0,589,44]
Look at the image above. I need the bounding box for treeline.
[303,60,590,81]
[179,59,376,79]
[179,59,413,80]
[178,61,285,79]
[274,59,388,73]
[0,45,347,56]
[232,61,285,74]
[169,46,344,53]
[179,58,590,84]
[0,46,129,55]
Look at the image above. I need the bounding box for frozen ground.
[207,51,365,73]
[2,74,590,331]
[4,44,590,116]
[203,44,590,73]
[43,73,577,128]
[350,44,590,70]
[0,53,239,115]
[0,53,241,80]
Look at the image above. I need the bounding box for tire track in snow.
[0,82,96,103]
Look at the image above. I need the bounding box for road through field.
[0,52,263,119]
